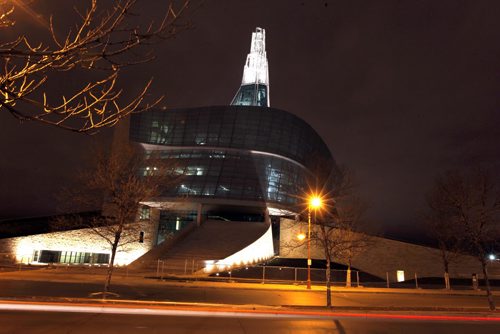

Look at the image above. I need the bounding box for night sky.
[1,1,499,242]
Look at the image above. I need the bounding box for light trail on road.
[0,300,499,323]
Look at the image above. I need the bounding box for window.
[39,250,60,263]
[139,206,150,220]
[195,134,206,145]
[97,253,110,264]
[185,166,205,176]
[37,250,110,265]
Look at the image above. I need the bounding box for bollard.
[346,268,352,287]
[356,271,360,287]
[294,267,298,282]
[191,259,195,274]
[184,259,188,275]
[444,272,450,290]
[386,272,390,288]
[472,273,479,290]
[262,265,266,284]
[414,272,419,289]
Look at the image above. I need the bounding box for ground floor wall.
[279,219,500,282]
[0,218,158,266]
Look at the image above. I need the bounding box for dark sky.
[1,1,499,242]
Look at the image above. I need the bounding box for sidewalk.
[0,267,498,297]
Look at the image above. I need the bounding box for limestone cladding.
[0,218,157,266]
[279,219,499,281]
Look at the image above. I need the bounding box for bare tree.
[331,212,372,288]
[310,166,369,307]
[428,168,499,310]
[1,0,193,132]
[56,143,181,296]
[425,189,462,290]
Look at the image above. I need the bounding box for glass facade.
[130,106,334,209]
[35,250,110,264]
[231,84,268,107]
[156,210,197,244]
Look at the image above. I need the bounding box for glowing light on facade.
[266,207,296,217]
[397,270,405,282]
[9,224,152,266]
[231,27,270,107]
[204,224,274,273]
[241,28,268,87]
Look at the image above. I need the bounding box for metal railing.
[212,264,362,286]
[154,258,205,277]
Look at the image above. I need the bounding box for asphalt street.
[0,310,499,334]
[0,278,498,310]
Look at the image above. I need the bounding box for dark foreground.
[1,309,499,334]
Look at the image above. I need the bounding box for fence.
[141,260,500,290]
[147,260,365,286]
[153,258,205,277]
[214,265,363,286]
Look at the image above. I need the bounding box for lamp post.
[307,195,322,289]
[307,206,312,289]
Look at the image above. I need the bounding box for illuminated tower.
[231,27,270,107]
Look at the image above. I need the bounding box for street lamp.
[307,194,322,289]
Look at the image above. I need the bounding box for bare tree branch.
[426,167,499,310]
[1,0,196,132]
[55,142,183,295]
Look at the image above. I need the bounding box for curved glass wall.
[231,84,268,107]
[130,106,334,207]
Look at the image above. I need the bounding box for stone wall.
[279,219,500,281]
[0,218,157,266]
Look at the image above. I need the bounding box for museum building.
[0,28,334,272]
[0,28,496,282]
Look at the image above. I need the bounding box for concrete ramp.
[131,220,269,275]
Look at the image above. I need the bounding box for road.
[0,279,498,309]
[0,309,499,334]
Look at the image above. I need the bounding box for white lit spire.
[231,27,270,107]
[242,28,269,86]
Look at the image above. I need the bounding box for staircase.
[131,220,269,275]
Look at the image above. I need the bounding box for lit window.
[195,135,206,145]
[173,167,185,175]
[186,166,204,176]
[139,207,150,220]
[180,184,197,195]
